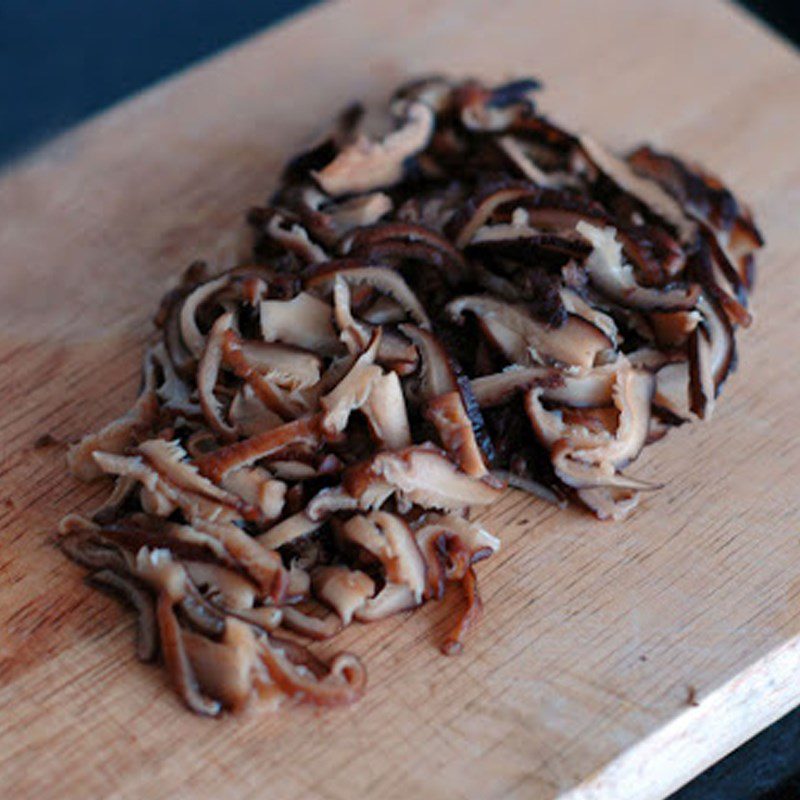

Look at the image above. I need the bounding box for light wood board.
[1,1,800,797]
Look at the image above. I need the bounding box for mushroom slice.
[281,605,342,640]
[313,101,434,196]
[447,294,611,369]
[220,467,286,520]
[627,145,764,286]
[178,275,230,358]
[313,566,375,626]
[197,311,237,439]
[362,370,412,450]
[195,415,321,482]
[649,310,701,348]
[190,519,287,601]
[149,341,201,416]
[229,384,284,437]
[344,221,468,284]
[260,292,340,355]
[319,330,383,437]
[183,618,265,712]
[653,361,692,421]
[305,485,363,520]
[257,638,366,707]
[579,135,696,242]
[576,222,700,310]
[88,569,158,662]
[228,338,322,390]
[425,391,488,478]
[559,288,620,345]
[184,561,258,611]
[327,192,394,235]
[262,209,328,264]
[397,324,458,399]
[448,180,540,249]
[134,547,223,716]
[256,511,325,550]
[345,445,503,511]
[470,366,561,408]
[306,266,431,329]
[415,513,500,599]
[577,487,641,522]
[525,360,656,492]
[137,439,226,499]
[67,352,159,482]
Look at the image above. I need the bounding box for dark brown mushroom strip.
[88,569,158,662]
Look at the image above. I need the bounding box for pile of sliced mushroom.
[63,76,762,715]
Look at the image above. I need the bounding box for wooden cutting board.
[1,1,799,797]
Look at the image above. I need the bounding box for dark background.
[2,1,799,797]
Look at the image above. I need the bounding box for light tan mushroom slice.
[576,222,699,310]
[361,294,407,325]
[191,519,286,600]
[345,446,503,511]
[183,618,267,712]
[256,512,326,550]
[313,101,434,196]
[184,561,258,610]
[346,511,426,601]
[220,467,286,520]
[362,370,412,450]
[355,583,419,621]
[526,360,657,491]
[260,292,340,354]
[138,439,236,505]
[229,384,284,437]
[313,566,376,626]
[319,331,383,438]
[327,192,393,234]
[180,275,230,358]
[426,391,487,478]
[281,606,342,640]
[305,486,363,521]
[447,295,611,369]
[579,135,696,242]
[197,311,237,439]
[470,366,558,408]
[92,451,243,524]
[397,324,457,398]
[264,211,328,264]
[653,361,692,420]
[333,274,373,354]
[233,340,322,390]
[415,513,500,586]
[559,287,620,345]
[67,351,159,481]
[577,487,641,522]
[650,309,701,347]
[309,266,431,329]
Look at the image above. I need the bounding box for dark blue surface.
[0,0,314,163]
[2,2,799,797]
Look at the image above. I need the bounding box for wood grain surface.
[1,1,799,798]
